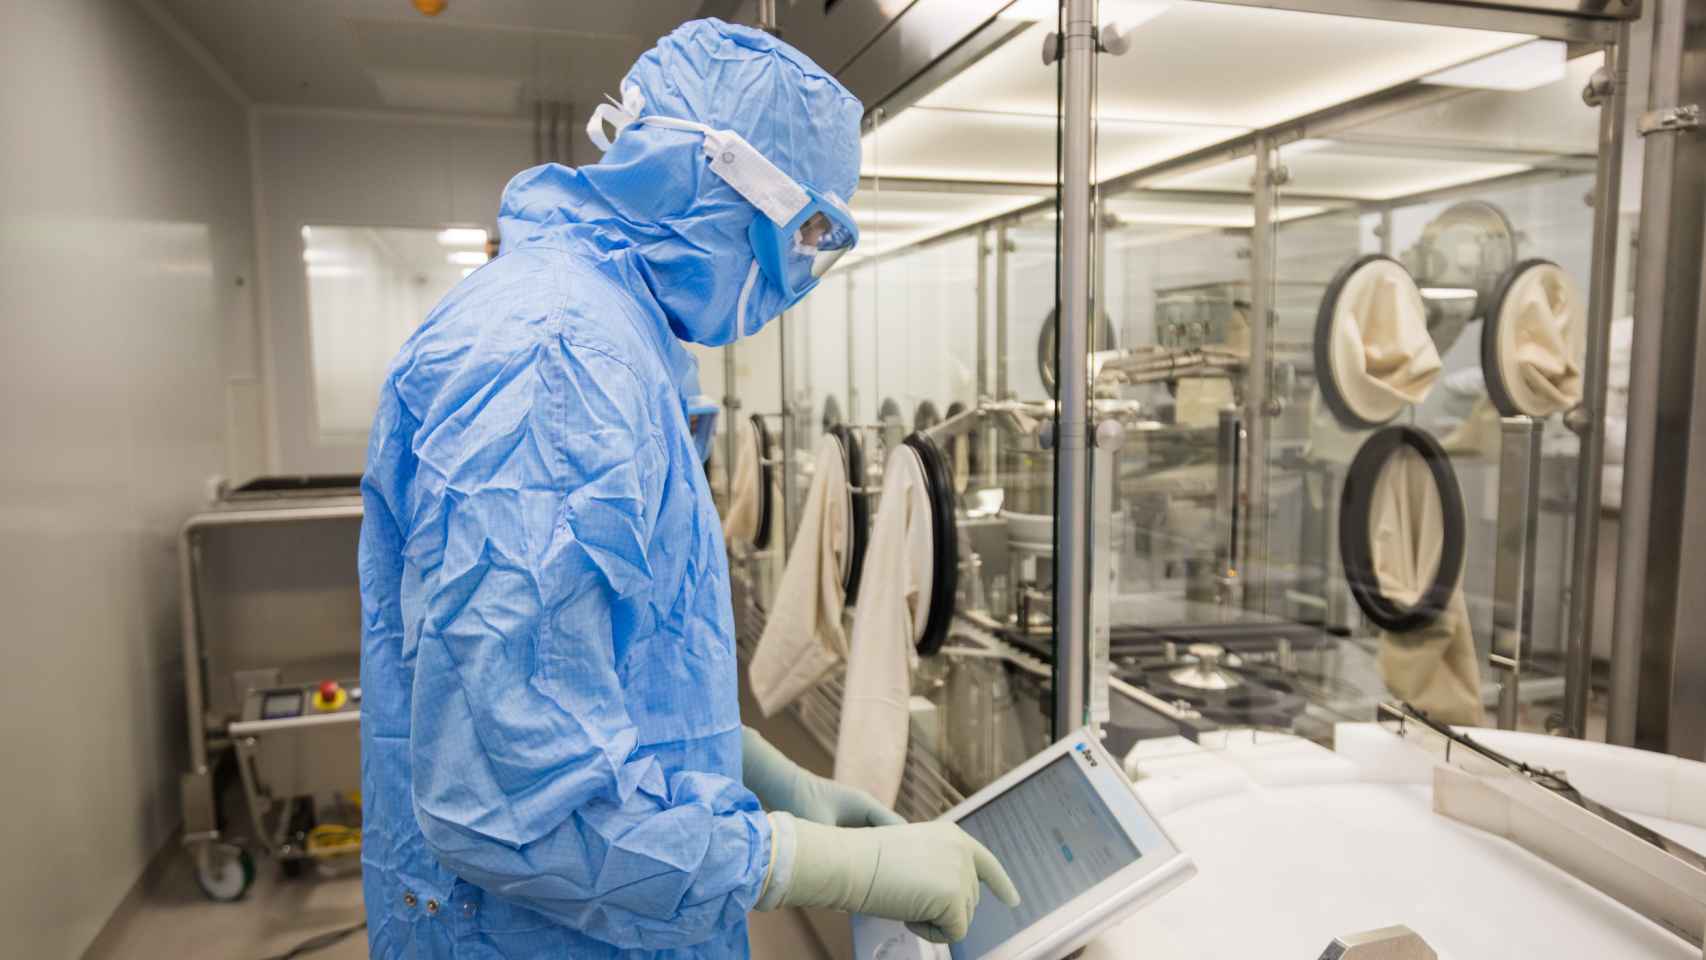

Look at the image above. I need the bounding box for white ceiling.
[155,0,1601,258]
[157,0,701,117]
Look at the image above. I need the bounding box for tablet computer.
[852,727,1194,960]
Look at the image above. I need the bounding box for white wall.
[0,1,256,955]
[253,108,534,474]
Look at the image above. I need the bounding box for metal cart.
[176,476,365,900]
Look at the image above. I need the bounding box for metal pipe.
[846,270,859,423]
[977,226,990,408]
[995,221,1011,402]
[1243,135,1275,614]
[1052,0,1095,739]
[977,227,997,489]
[1609,0,1688,746]
[180,527,207,774]
[1564,28,1628,738]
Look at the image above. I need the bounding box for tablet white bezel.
[942,727,1196,960]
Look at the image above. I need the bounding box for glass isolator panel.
[1086,5,1605,750]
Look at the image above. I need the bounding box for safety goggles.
[747,186,858,306]
[589,87,858,308]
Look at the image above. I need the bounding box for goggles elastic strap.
[585,86,647,153]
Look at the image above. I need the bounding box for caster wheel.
[195,843,255,902]
[280,857,306,879]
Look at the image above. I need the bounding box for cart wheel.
[280,856,306,879]
[196,843,255,902]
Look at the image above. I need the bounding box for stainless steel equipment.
[1318,926,1439,960]
[177,479,364,901]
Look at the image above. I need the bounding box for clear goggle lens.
[795,210,858,278]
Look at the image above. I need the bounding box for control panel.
[241,678,361,726]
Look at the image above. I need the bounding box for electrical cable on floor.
[257,920,366,960]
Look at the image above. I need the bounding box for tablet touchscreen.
[948,753,1142,960]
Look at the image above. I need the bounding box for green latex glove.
[743,727,905,828]
[773,815,1022,943]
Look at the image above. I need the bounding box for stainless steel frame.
[1608,0,1706,757]
[1563,28,1630,738]
[1243,136,1276,614]
[1053,0,1094,737]
[176,498,363,873]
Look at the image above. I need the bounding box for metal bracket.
[1637,104,1702,137]
[1317,925,1438,959]
[1582,65,1616,108]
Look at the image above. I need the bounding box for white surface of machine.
[853,728,1194,960]
[1090,725,1706,958]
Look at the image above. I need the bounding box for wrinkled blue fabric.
[358,18,861,960]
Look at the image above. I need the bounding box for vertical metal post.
[1609,0,1704,749]
[1089,420,1124,730]
[1052,0,1096,738]
[1215,406,1243,606]
[995,222,1011,403]
[1243,136,1276,614]
[1564,30,1629,738]
[977,227,990,407]
[846,270,859,423]
[1492,417,1543,730]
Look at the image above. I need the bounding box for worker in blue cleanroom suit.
[357,18,1016,960]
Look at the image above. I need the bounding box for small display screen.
[950,752,1142,960]
[261,691,303,720]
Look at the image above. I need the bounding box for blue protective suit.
[356,19,861,959]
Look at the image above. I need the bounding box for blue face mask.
[588,86,859,333]
[686,395,720,464]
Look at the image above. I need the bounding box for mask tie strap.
[585,86,646,153]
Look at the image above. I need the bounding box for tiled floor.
[85,844,830,960]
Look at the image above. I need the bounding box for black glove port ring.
[914,399,941,431]
[829,424,871,605]
[1482,258,1562,418]
[905,431,958,657]
[1315,253,1416,430]
[748,414,774,550]
[1338,425,1466,633]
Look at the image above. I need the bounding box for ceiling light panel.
[1423,39,1566,91]
[842,189,1047,262]
[863,108,1236,184]
[1152,146,1530,201]
[1102,195,1326,228]
[917,3,1526,136]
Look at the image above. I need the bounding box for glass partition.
[731,5,1067,819]
[1089,8,1606,754]
[732,0,1615,821]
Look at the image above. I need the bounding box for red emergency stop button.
[313,680,349,712]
